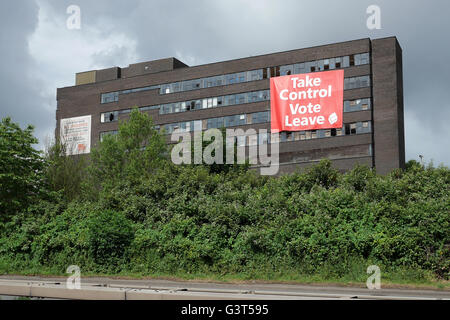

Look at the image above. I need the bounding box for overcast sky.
[0,0,449,166]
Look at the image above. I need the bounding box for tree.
[189,127,250,175]
[44,140,87,201]
[305,159,340,189]
[0,117,45,220]
[84,108,168,196]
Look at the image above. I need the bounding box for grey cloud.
[0,1,54,144]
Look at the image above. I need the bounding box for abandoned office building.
[56,37,405,175]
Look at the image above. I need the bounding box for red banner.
[270,70,344,133]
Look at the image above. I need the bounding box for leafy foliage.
[83,108,167,199]
[44,141,87,201]
[0,113,449,282]
[0,117,46,221]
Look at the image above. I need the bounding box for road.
[0,275,448,300]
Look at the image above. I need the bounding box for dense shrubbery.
[0,110,449,283]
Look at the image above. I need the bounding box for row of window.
[100,53,370,104]
[99,120,371,145]
[278,53,370,76]
[279,121,371,142]
[161,109,373,139]
[160,89,270,115]
[344,98,371,112]
[344,76,371,90]
[162,111,270,135]
[101,85,160,104]
[100,96,371,124]
[160,53,370,95]
[100,105,160,123]
[235,121,372,146]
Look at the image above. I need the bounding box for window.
[101,92,119,104]
[344,76,371,90]
[227,95,236,105]
[140,105,160,112]
[192,120,201,131]
[237,72,246,83]
[181,80,192,91]
[270,66,280,77]
[192,79,202,89]
[286,132,293,141]
[280,65,293,76]
[119,109,131,115]
[100,130,118,142]
[349,54,355,66]
[300,131,306,140]
[237,136,246,147]
[239,114,246,125]
[216,117,224,128]
[318,60,324,71]
[224,115,236,127]
[343,56,350,68]
[101,111,119,123]
[294,63,306,74]
[355,53,370,65]
[344,98,371,112]
[207,118,216,129]
[358,121,371,134]
[252,111,269,124]
[355,54,362,65]
[259,133,269,145]
[250,70,262,81]
[228,74,236,84]
[329,58,336,70]
[345,124,351,135]
[172,82,181,92]
[236,93,246,104]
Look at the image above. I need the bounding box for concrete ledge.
[1,279,447,300]
[30,285,126,300]
[0,282,31,297]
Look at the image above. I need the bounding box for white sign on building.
[60,115,91,155]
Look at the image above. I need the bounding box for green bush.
[1,112,448,283]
